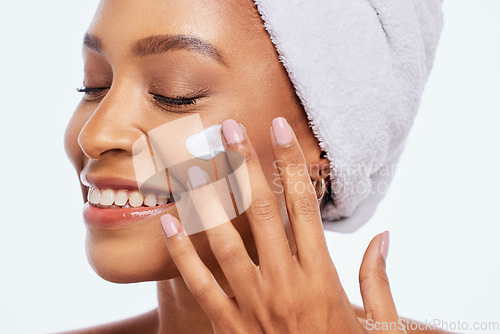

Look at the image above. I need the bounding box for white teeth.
[90,188,101,205]
[115,190,128,206]
[88,187,172,208]
[129,191,144,207]
[157,197,169,205]
[144,194,157,207]
[100,189,116,206]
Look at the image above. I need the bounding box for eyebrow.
[83,33,228,67]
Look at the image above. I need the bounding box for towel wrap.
[252,0,444,232]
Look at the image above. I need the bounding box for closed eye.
[152,94,197,108]
[76,86,108,101]
[76,86,201,109]
[77,86,108,95]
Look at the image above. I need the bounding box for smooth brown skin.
[63,0,451,333]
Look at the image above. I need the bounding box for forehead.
[88,0,265,58]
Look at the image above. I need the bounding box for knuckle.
[249,194,279,222]
[280,152,307,174]
[359,265,390,287]
[189,280,214,302]
[214,240,244,263]
[375,267,390,285]
[290,196,319,219]
[269,265,292,286]
[359,267,371,285]
[285,160,305,172]
[168,242,192,259]
[242,148,257,164]
[272,292,300,318]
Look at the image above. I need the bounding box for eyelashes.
[76,86,106,97]
[152,94,197,107]
[76,86,200,109]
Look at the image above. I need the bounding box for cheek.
[237,112,287,194]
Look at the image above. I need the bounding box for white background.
[0,1,499,333]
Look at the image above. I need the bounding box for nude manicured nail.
[161,214,179,237]
[272,117,292,146]
[381,230,390,261]
[187,166,208,189]
[221,119,244,145]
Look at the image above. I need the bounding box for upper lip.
[82,173,139,190]
[81,173,182,197]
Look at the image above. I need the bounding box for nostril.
[99,148,130,159]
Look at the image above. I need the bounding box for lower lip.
[83,202,176,228]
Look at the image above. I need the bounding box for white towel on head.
[252,0,443,232]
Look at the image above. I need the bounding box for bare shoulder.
[56,309,159,334]
[352,305,455,334]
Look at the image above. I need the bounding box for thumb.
[359,231,401,325]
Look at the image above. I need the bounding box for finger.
[359,231,401,324]
[160,213,240,320]
[270,117,330,267]
[221,119,294,275]
[186,166,259,302]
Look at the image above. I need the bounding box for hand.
[160,117,406,334]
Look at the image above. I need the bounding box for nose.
[78,88,144,160]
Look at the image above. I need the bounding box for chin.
[85,230,180,283]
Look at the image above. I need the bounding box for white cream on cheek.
[185,124,225,160]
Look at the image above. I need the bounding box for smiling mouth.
[88,187,176,209]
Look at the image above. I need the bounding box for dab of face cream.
[185,124,225,160]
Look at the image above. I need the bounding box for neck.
[156,261,234,334]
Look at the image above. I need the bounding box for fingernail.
[221,119,244,145]
[381,230,390,261]
[272,117,292,146]
[161,214,180,237]
[187,166,209,189]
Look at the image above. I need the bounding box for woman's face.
[65,0,323,283]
